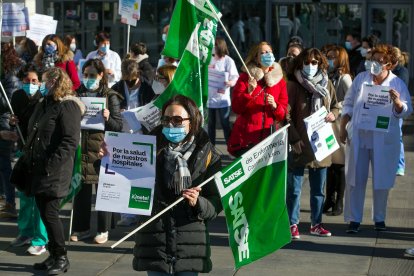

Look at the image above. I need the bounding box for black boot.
[331,165,345,216]
[34,244,55,270]
[323,167,336,213]
[48,248,70,275]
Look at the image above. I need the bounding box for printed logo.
[376,116,390,129]
[325,135,336,150]
[221,162,245,187]
[108,132,118,137]
[128,187,151,210]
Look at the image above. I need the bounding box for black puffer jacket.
[26,95,85,197]
[133,126,222,274]
[77,86,124,184]
[111,80,155,110]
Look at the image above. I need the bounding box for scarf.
[295,69,331,113]
[163,136,196,195]
[41,52,59,69]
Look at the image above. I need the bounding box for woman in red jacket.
[227,41,288,157]
[33,34,80,90]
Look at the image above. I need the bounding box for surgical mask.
[83,78,100,90]
[162,126,187,143]
[44,44,57,55]
[70,43,76,52]
[260,52,275,67]
[162,33,167,42]
[360,48,368,57]
[39,83,49,96]
[22,83,39,96]
[302,64,318,78]
[364,60,373,71]
[100,44,110,53]
[152,80,166,95]
[328,59,335,71]
[370,61,383,76]
[345,41,352,50]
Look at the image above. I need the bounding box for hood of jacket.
[243,62,283,87]
[59,95,86,116]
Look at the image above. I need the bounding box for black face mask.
[125,79,138,87]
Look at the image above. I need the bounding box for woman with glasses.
[323,46,353,216]
[340,44,413,233]
[70,59,123,244]
[286,48,339,239]
[100,95,222,275]
[227,41,288,157]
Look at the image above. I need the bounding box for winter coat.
[136,54,155,84]
[133,126,222,274]
[111,80,155,110]
[287,77,340,169]
[227,62,288,156]
[77,86,124,184]
[343,71,412,190]
[25,95,85,197]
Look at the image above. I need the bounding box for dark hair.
[130,42,147,56]
[286,43,303,55]
[347,33,361,42]
[288,36,303,47]
[64,34,75,47]
[82,59,109,88]
[0,42,23,74]
[121,59,141,80]
[95,31,111,46]
[20,38,38,61]
[215,37,229,58]
[161,95,202,142]
[17,63,40,80]
[293,48,328,71]
[361,35,379,49]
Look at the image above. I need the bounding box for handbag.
[10,154,30,193]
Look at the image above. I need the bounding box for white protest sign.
[1,3,29,36]
[119,0,141,26]
[96,132,156,216]
[358,84,393,132]
[121,108,142,133]
[134,102,161,132]
[208,68,229,90]
[26,13,57,46]
[303,106,339,162]
[80,97,106,131]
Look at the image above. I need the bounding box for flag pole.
[205,0,252,79]
[68,198,74,245]
[126,24,131,54]
[111,174,216,249]
[0,81,25,145]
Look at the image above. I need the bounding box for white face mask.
[70,43,76,52]
[360,48,368,57]
[152,80,166,95]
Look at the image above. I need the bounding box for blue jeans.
[287,167,327,226]
[147,271,198,276]
[207,106,231,145]
[0,155,14,205]
[398,119,405,171]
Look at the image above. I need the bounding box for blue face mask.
[328,59,335,71]
[100,44,110,53]
[22,83,39,96]
[82,78,100,90]
[162,126,187,144]
[302,64,318,78]
[39,83,49,96]
[44,44,57,55]
[345,41,352,50]
[260,52,275,67]
[364,60,373,71]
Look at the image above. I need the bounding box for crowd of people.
[0,28,413,275]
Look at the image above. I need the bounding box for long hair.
[34,34,70,66]
[121,59,140,80]
[157,65,177,84]
[215,37,229,58]
[244,41,273,69]
[64,34,75,48]
[1,42,23,75]
[82,59,109,88]
[328,46,351,76]
[19,38,38,62]
[43,67,74,101]
[293,48,328,72]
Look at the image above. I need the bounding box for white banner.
[303,106,339,162]
[358,84,393,132]
[208,68,229,90]
[1,3,29,36]
[119,0,141,26]
[25,13,57,46]
[96,132,156,216]
[80,97,106,131]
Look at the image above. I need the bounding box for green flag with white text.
[214,125,291,269]
[162,0,221,60]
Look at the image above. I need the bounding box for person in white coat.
[339,44,413,233]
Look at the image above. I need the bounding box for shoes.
[405,248,414,256]
[346,221,360,233]
[10,235,32,247]
[290,224,300,239]
[34,255,55,270]
[330,200,343,216]
[0,203,18,218]
[396,168,405,176]
[27,245,47,256]
[323,200,335,213]
[310,224,332,237]
[374,221,386,231]
[94,231,108,244]
[70,230,91,242]
[117,216,138,227]
[48,255,70,275]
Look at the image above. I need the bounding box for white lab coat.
[342,71,412,190]
[86,49,122,88]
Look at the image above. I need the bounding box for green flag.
[214,125,291,269]
[60,145,82,208]
[162,0,221,60]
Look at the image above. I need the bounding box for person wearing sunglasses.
[340,44,412,234]
[70,58,123,245]
[98,95,222,275]
[287,48,340,239]
[228,41,288,157]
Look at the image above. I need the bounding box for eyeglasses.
[160,116,190,127]
[304,59,319,66]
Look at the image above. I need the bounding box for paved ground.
[1,102,414,276]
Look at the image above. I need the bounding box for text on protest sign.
[80,97,106,131]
